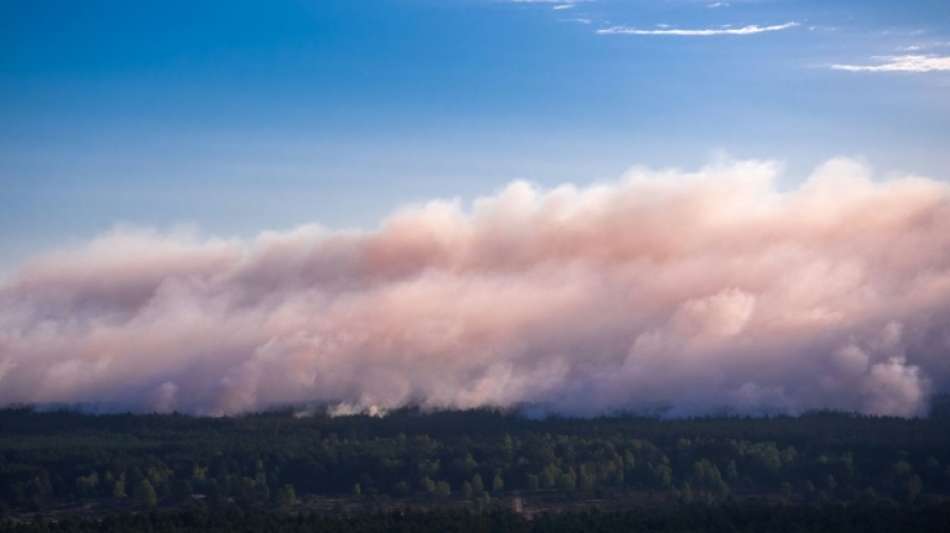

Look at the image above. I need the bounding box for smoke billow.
[2,157,950,416]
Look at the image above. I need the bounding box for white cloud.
[831,55,950,73]
[895,41,950,53]
[510,0,592,9]
[510,0,589,4]
[597,22,798,36]
[707,2,730,8]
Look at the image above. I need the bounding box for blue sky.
[2,0,949,270]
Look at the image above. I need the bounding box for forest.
[2,402,950,532]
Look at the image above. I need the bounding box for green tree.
[541,464,559,489]
[172,479,193,503]
[691,459,728,497]
[624,450,637,472]
[557,470,576,491]
[780,481,793,502]
[492,472,505,493]
[824,474,837,495]
[527,474,540,491]
[434,481,451,497]
[112,476,127,500]
[75,472,100,497]
[725,460,738,481]
[579,465,595,492]
[471,473,484,495]
[650,463,673,490]
[277,484,297,508]
[393,481,410,497]
[904,475,923,503]
[134,479,158,509]
[28,471,53,509]
[501,434,514,459]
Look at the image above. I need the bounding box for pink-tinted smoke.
[1,157,949,416]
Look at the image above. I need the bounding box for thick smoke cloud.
[2,158,950,416]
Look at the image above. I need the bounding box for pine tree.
[134,479,158,509]
[277,484,297,508]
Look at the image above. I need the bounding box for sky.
[2,1,950,416]
[3,0,949,269]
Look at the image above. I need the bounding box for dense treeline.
[4,503,950,533]
[1,404,950,519]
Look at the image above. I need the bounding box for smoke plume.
[2,158,949,416]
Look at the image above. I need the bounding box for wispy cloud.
[831,55,950,73]
[707,2,730,8]
[896,41,950,53]
[597,22,798,36]
[510,0,591,10]
[510,0,589,4]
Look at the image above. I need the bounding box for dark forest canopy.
[4,504,950,533]
[2,402,950,531]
